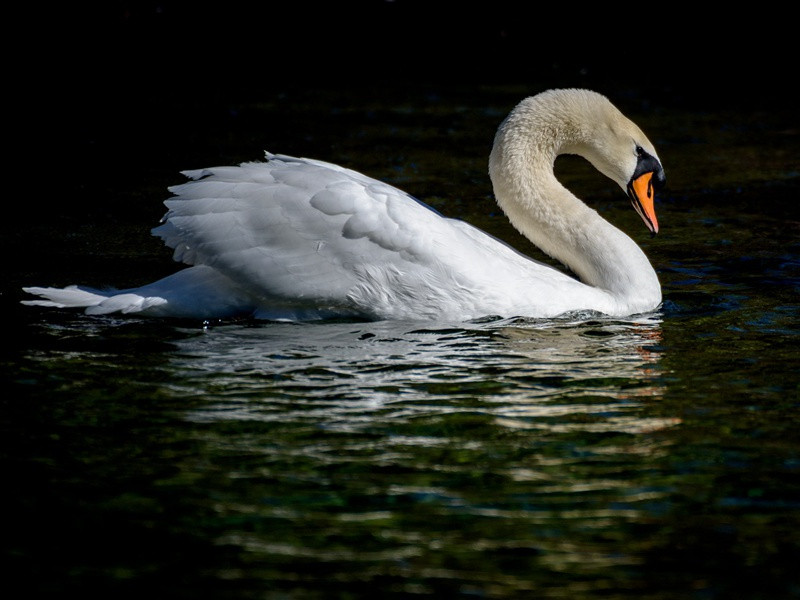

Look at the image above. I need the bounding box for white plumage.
[23,89,666,322]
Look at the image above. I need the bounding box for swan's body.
[23,89,666,322]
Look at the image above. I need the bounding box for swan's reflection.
[166,316,680,583]
[170,315,678,436]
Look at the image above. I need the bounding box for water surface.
[3,83,799,599]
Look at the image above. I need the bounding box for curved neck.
[488,104,661,312]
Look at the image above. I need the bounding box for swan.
[22,88,666,322]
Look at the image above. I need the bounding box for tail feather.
[21,285,109,308]
[21,266,255,319]
[21,286,167,314]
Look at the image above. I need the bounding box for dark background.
[25,1,794,104]
[10,1,796,225]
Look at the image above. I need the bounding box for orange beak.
[627,171,659,235]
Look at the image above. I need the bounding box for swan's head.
[562,90,666,234]
[490,89,666,234]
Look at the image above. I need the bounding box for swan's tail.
[22,285,104,308]
[22,286,168,315]
[21,266,261,319]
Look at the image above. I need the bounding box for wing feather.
[151,155,457,306]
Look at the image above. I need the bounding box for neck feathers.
[488,91,661,310]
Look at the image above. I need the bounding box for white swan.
[22,89,666,322]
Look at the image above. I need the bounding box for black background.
[18,1,797,115]
[11,1,797,223]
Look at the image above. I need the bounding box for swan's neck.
[488,106,661,312]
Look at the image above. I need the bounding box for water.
[3,81,799,599]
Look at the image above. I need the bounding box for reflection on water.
[83,315,681,598]
[172,316,676,435]
[10,310,698,597]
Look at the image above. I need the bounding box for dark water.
[3,80,799,599]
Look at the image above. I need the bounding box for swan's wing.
[152,153,479,310]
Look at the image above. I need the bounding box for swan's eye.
[635,145,645,157]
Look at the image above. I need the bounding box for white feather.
[22,89,664,321]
